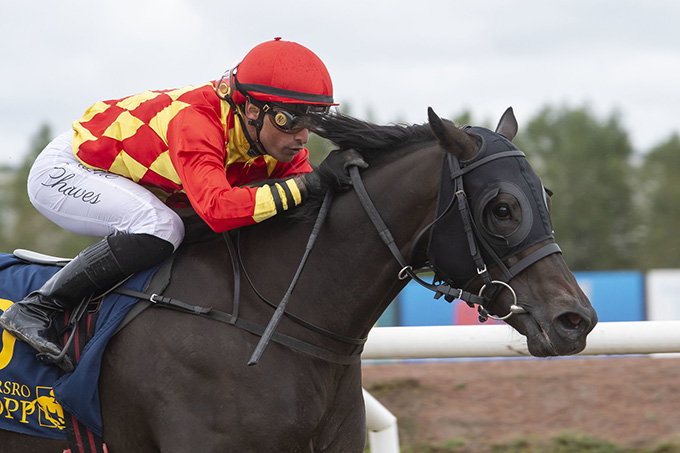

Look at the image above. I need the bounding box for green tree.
[451,110,474,127]
[636,133,680,269]
[515,105,636,270]
[305,132,334,165]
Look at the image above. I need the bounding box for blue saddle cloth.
[0,253,159,439]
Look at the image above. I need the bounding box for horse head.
[426,107,597,356]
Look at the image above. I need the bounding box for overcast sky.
[1,0,679,166]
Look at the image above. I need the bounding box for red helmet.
[221,38,337,109]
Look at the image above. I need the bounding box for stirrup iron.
[36,294,92,373]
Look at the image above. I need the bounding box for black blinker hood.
[427,127,554,289]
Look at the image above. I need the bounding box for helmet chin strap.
[245,102,270,157]
[223,95,268,157]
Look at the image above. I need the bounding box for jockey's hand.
[318,149,368,190]
[295,149,368,197]
[296,172,322,197]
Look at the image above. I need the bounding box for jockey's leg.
[0,234,173,369]
[0,130,184,371]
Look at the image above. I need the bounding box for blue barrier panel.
[396,280,506,326]
[573,271,645,322]
[398,281,455,326]
[376,295,400,327]
[386,271,645,326]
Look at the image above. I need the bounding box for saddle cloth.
[0,252,160,438]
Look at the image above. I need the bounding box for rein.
[114,142,561,364]
[246,191,335,366]
[114,191,368,366]
[347,165,494,317]
[232,230,367,346]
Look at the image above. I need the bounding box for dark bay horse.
[3,108,597,452]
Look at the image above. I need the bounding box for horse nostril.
[558,312,584,330]
[566,312,582,326]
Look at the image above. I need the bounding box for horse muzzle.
[511,295,598,357]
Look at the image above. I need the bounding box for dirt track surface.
[361,355,680,450]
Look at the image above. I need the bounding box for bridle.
[111,136,564,365]
[241,128,564,362]
[348,132,562,323]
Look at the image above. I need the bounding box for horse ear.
[427,107,478,160]
[495,107,518,141]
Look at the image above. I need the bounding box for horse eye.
[493,204,511,218]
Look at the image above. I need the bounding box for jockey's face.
[244,101,309,162]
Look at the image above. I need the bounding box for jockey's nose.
[294,128,310,144]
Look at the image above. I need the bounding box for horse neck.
[239,144,443,340]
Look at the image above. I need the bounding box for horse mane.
[279,113,436,223]
[312,112,435,166]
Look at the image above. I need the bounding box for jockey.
[0,38,365,371]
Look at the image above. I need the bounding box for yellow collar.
[224,102,277,173]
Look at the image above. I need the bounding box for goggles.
[263,105,320,133]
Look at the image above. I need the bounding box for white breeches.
[27,131,185,250]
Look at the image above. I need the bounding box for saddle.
[0,250,171,453]
[3,232,365,450]
[12,248,175,359]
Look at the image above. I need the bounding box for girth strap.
[113,256,176,336]
[112,198,366,366]
[114,286,361,365]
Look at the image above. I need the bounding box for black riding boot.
[0,234,174,371]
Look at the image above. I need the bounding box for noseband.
[196,130,563,364]
[349,135,562,322]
